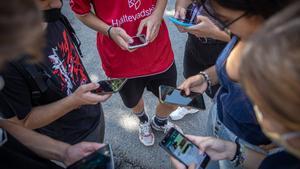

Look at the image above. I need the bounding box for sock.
[135,110,149,123]
[154,116,168,126]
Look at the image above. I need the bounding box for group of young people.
[0,0,299,169]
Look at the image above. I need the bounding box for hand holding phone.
[159,85,206,110]
[128,34,148,50]
[160,128,210,169]
[67,144,114,169]
[93,79,127,95]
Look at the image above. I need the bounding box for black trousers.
[183,34,227,98]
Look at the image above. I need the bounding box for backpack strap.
[10,59,49,105]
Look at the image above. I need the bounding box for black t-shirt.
[259,151,300,169]
[0,133,63,169]
[0,17,102,144]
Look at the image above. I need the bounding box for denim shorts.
[206,102,266,169]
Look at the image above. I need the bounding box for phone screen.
[131,36,146,46]
[159,85,205,110]
[93,79,127,94]
[128,35,147,49]
[160,128,210,169]
[67,144,114,169]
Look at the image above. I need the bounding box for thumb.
[188,163,196,169]
[82,142,104,154]
[80,83,99,93]
[119,29,133,43]
[195,15,207,24]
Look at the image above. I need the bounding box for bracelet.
[198,71,212,95]
[231,138,245,167]
[107,26,113,39]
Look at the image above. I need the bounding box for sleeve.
[0,63,32,120]
[70,0,92,15]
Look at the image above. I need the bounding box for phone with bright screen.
[67,144,114,169]
[93,79,127,94]
[128,34,148,50]
[160,128,210,169]
[159,85,206,110]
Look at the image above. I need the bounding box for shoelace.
[140,123,151,136]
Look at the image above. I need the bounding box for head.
[0,0,43,66]
[240,2,300,158]
[200,0,293,39]
[34,0,62,10]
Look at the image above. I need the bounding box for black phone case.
[159,128,210,169]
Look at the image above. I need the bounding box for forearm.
[175,0,192,9]
[152,0,168,18]
[211,29,231,42]
[225,141,265,169]
[76,12,110,36]
[243,148,265,169]
[0,120,69,162]
[204,65,219,85]
[9,95,78,129]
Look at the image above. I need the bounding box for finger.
[149,25,159,42]
[80,83,99,93]
[119,29,133,44]
[82,142,104,152]
[85,93,111,103]
[195,15,207,24]
[170,157,186,169]
[188,164,196,169]
[179,8,186,20]
[137,20,146,36]
[145,22,152,42]
[174,10,180,19]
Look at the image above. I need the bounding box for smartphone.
[93,79,127,94]
[128,34,148,50]
[67,144,114,169]
[168,17,195,27]
[160,128,210,169]
[159,85,206,110]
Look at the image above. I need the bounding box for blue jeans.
[205,102,265,169]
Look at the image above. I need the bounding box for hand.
[184,15,230,41]
[137,14,162,42]
[170,157,196,169]
[71,83,112,107]
[178,74,207,95]
[174,7,187,33]
[186,135,237,161]
[109,27,133,51]
[184,15,221,38]
[63,142,105,166]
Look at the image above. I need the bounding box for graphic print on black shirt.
[46,23,89,95]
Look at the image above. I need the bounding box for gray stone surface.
[63,1,212,168]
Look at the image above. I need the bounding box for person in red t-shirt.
[70,0,183,146]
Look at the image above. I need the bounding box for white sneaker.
[169,107,199,120]
[151,117,183,134]
[139,122,155,146]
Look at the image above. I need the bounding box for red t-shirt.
[70,0,174,78]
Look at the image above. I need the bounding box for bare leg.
[132,98,144,114]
